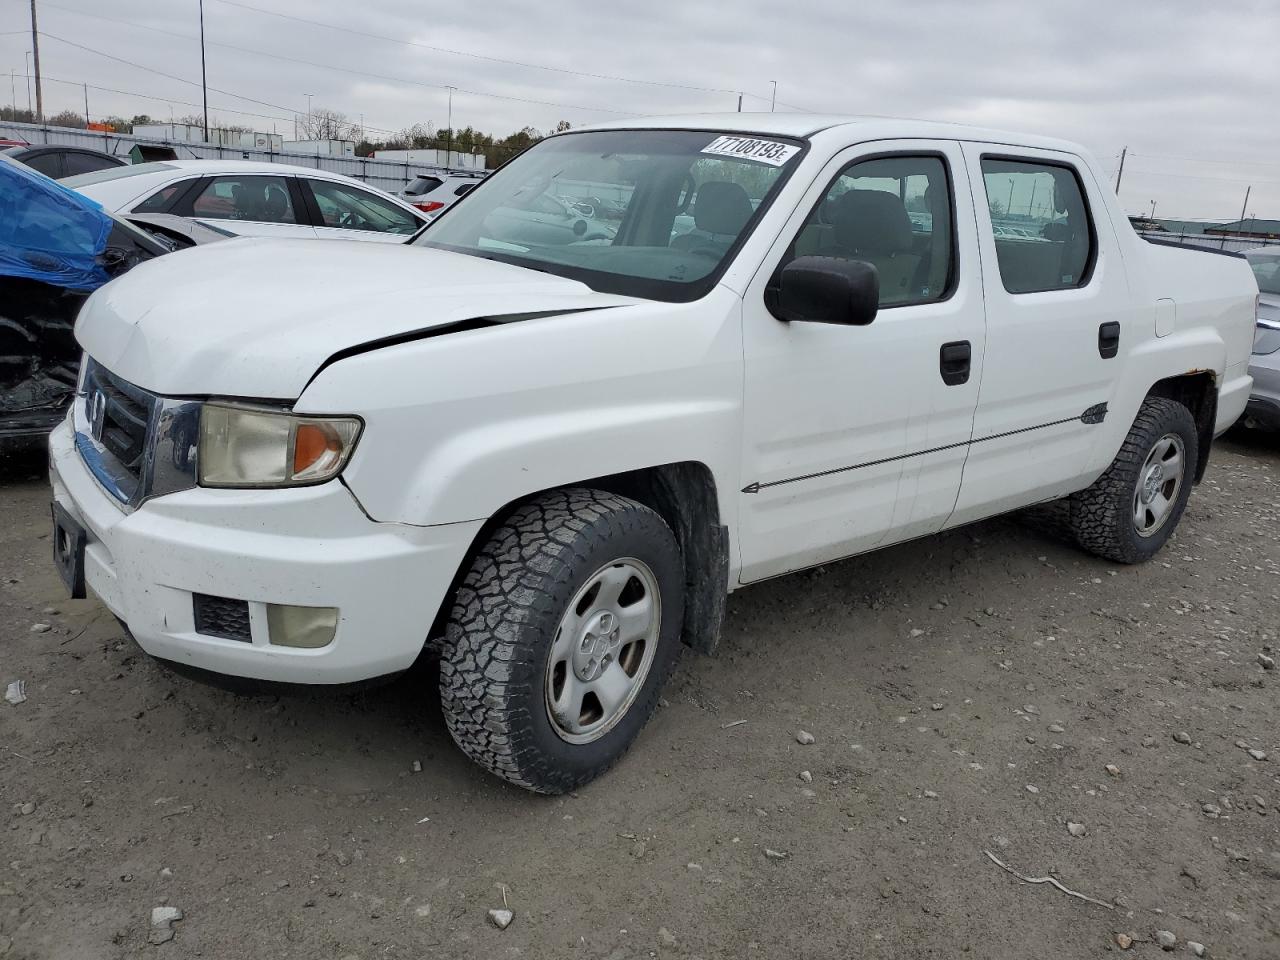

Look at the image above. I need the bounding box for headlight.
[1254,321,1280,356]
[198,404,362,488]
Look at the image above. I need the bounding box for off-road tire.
[439,487,684,794]
[1069,397,1198,564]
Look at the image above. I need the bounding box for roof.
[158,159,357,177]
[581,112,1088,155]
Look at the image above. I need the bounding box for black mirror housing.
[774,256,879,326]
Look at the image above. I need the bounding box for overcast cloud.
[4,0,1279,221]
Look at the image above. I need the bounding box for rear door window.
[22,152,62,178]
[980,158,1095,294]
[190,175,298,224]
[63,152,122,176]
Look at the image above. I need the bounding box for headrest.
[693,181,753,236]
[832,189,914,254]
[262,185,288,217]
[232,182,261,219]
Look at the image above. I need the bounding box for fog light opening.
[266,604,339,649]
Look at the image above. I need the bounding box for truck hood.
[75,238,636,398]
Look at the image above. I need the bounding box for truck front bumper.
[48,418,482,684]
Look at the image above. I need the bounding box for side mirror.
[773,256,879,326]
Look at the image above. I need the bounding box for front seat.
[671,181,754,251]
[830,189,921,303]
[231,183,263,221]
[261,185,290,223]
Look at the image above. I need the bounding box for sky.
[3,0,1279,222]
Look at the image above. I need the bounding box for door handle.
[939,340,971,386]
[1098,322,1120,359]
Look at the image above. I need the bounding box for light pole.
[24,51,32,115]
[29,0,42,123]
[770,80,777,112]
[199,0,209,142]
[1149,200,1157,220]
[446,85,455,166]
[305,93,313,138]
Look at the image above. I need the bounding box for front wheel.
[1069,396,1198,563]
[439,488,684,793]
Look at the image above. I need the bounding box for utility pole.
[1149,199,1157,220]
[29,0,42,123]
[83,81,89,126]
[770,80,777,112]
[1239,185,1251,226]
[736,92,743,112]
[9,70,15,116]
[199,0,209,142]
[24,51,31,115]
[446,85,455,166]
[1114,146,1127,193]
[305,92,313,136]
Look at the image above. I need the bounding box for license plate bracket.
[51,502,87,599]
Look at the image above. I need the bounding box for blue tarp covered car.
[1,156,169,445]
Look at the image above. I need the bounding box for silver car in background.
[400,172,486,216]
[1243,247,1280,430]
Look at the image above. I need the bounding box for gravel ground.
[2,433,1278,959]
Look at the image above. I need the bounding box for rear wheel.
[439,488,683,793]
[1069,397,1197,563]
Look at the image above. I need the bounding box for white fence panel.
[1,120,487,194]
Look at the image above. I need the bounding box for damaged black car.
[1,155,175,448]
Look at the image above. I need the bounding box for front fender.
[297,287,745,530]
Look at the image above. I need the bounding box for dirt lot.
[2,434,1278,960]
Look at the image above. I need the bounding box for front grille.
[75,356,200,509]
[193,594,252,643]
[86,363,154,481]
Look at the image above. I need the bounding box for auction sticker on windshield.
[701,135,800,167]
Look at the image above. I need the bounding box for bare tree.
[296,107,358,142]
[47,109,86,129]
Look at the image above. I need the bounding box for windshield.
[1247,251,1280,296]
[415,128,805,301]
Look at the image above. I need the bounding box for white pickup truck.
[48,115,1256,793]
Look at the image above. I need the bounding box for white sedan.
[66,160,428,243]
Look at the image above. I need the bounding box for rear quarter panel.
[1086,223,1257,473]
